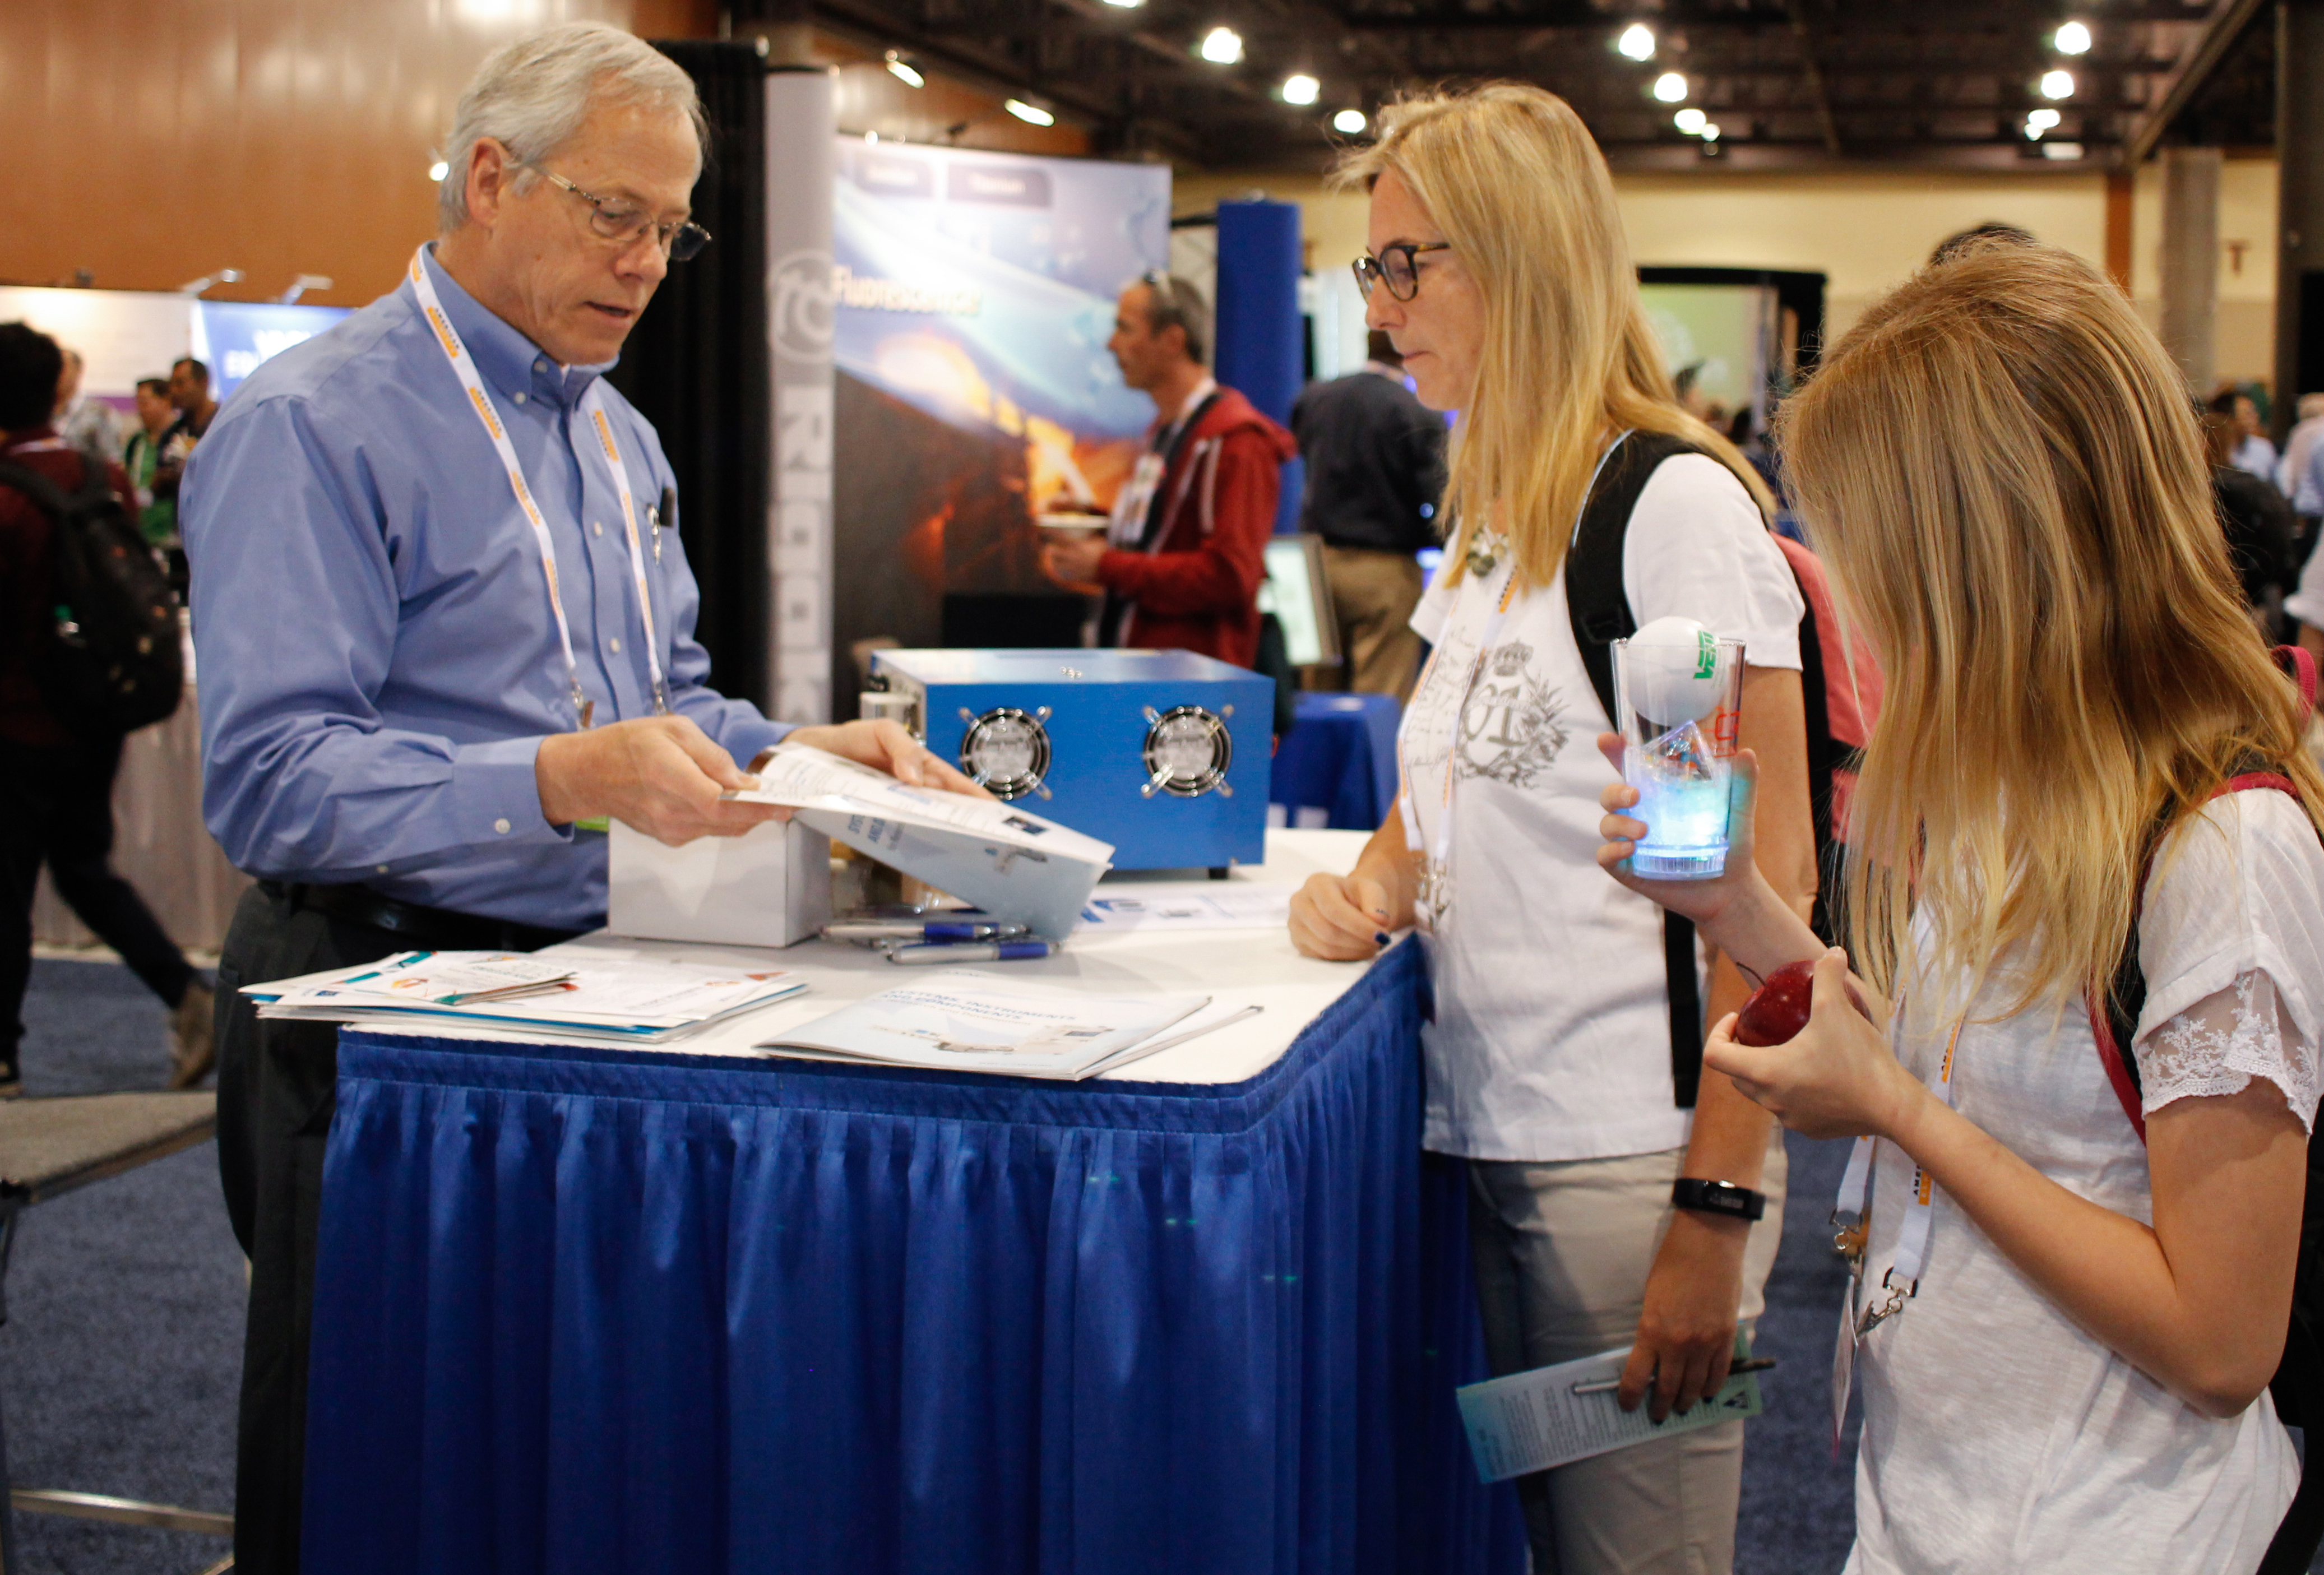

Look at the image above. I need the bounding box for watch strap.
[1672,1177,1767,1222]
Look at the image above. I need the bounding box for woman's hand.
[1618,1212,1749,1422]
[1703,948,1915,1140]
[1289,870,1396,960]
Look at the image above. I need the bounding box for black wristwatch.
[1672,1178,1767,1222]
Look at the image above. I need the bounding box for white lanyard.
[406,247,670,728]
[1108,377,1216,549]
[1829,1013,1960,1443]
[1394,432,1631,928]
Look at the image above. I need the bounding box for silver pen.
[886,939,1059,965]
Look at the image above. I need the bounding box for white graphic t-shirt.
[1404,452,1804,1160]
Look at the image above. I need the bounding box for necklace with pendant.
[1464,529,1505,577]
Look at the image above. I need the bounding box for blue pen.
[886,939,1058,966]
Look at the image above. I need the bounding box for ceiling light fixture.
[1281,73,1319,105]
[428,160,450,182]
[1332,107,1368,134]
[1652,72,1688,104]
[1004,98,1055,126]
[2027,107,2061,131]
[1701,123,1720,141]
[1101,0,1146,8]
[1200,26,1243,64]
[2055,20,2091,54]
[885,51,925,88]
[1674,107,1707,135]
[1616,22,1655,61]
[2040,68,2075,99]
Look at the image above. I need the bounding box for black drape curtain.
[607,41,769,707]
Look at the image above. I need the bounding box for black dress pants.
[0,733,196,1072]
[214,884,399,1574]
[215,882,577,1575]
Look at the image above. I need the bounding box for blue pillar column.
[1213,198,1304,533]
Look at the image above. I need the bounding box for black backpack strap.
[1564,429,1712,1107]
[0,457,78,521]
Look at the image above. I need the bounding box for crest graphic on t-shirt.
[1456,640,1569,787]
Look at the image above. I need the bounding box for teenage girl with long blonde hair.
[1600,241,2324,1569]
[1289,83,1818,1573]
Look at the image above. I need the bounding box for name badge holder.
[1828,1013,1959,1449]
[407,247,672,729]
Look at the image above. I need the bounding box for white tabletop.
[376,828,1381,1086]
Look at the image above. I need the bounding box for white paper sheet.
[762,971,1206,1079]
[1454,1346,1764,1483]
[1078,884,1292,933]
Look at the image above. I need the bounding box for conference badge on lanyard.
[406,247,672,730]
[1827,1014,1959,1451]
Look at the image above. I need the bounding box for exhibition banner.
[829,138,1170,678]
[766,69,840,724]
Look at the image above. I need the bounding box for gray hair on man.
[436,21,707,233]
[1140,271,1212,368]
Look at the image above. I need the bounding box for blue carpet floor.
[1,958,242,1575]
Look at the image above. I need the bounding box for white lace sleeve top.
[2133,788,2324,1133]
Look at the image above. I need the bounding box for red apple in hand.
[1733,960,1873,1047]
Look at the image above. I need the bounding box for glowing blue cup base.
[1628,846,1729,881]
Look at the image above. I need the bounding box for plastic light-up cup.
[1611,619,1746,881]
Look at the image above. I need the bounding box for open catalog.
[244,951,809,1044]
[762,972,1243,1080]
[725,744,1113,941]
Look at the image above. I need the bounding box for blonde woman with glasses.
[1288,84,1817,1573]
[1599,243,2324,1571]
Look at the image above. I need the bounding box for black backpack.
[2090,648,2324,1575]
[0,453,183,735]
[1563,429,1876,1106]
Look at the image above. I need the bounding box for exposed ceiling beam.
[2122,0,2270,165]
[1781,0,1842,156]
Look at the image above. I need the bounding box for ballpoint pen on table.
[886,940,1059,965]
[823,920,1031,943]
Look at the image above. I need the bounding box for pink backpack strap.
[2279,643,2318,715]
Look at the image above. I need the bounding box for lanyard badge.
[406,247,672,729]
[1827,1014,1959,1449]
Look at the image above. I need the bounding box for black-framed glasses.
[529,166,712,261]
[1352,242,1450,302]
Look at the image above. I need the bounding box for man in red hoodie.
[1040,271,1294,669]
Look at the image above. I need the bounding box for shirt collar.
[415,242,618,411]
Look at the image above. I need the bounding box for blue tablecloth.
[303,941,1524,1574]
[1270,692,1401,830]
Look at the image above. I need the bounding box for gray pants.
[1467,1139,1789,1575]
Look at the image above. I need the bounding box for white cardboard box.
[606,817,832,948]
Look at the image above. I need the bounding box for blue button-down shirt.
[183,245,789,930]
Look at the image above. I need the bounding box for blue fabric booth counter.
[303,938,1524,1574]
[1270,692,1401,831]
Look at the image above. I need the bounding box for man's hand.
[781,718,990,798]
[536,714,789,845]
[1040,532,1108,592]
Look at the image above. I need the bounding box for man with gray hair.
[1040,271,1293,667]
[180,23,976,1571]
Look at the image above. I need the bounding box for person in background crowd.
[1289,84,1815,1575]
[2219,387,2279,482]
[1288,328,1445,704]
[2201,401,2297,635]
[1038,272,1294,668]
[53,348,128,464]
[2273,391,2324,502]
[122,377,179,548]
[1603,241,2323,1575]
[0,323,214,1102]
[151,355,219,509]
[179,25,982,1572]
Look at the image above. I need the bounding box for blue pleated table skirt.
[302,939,1525,1573]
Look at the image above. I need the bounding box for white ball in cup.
[1624,615,1726,728]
